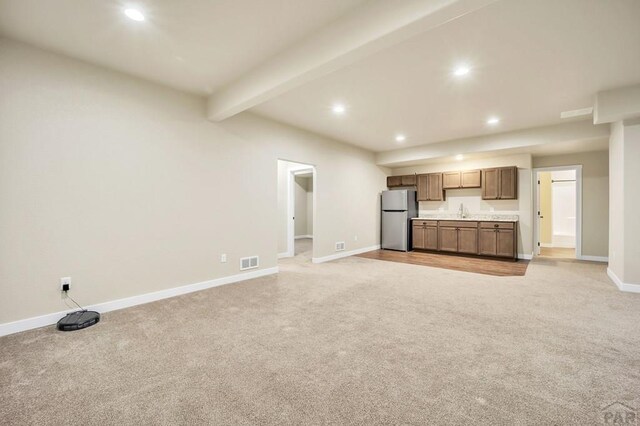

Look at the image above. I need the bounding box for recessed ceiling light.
[124,8,145,21]
[453,65,470,77]
[486,117,500,125]
[455,154,464,161]
[332,104,346,115]
[395,134,406,143]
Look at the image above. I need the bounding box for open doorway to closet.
[277,159,315,262]
[533,166,582,259]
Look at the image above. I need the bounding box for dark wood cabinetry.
[477,222,517,258]
[416,173,444,201]
[438,221,478,254]
[481,167,517,200]
[412,219,518,260]
[387,174,417,188]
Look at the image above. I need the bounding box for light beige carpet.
[1,248,639,425]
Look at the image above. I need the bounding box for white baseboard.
[312,245,380,264]
[294,235,313,240]
[607,268,640,293]
[0,266,279,337]
[277,252,290,259]
[578,255,609,263]
[518,252,534,260]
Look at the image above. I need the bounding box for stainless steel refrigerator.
[381,189,418,251]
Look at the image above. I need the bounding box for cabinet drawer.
[413,220,437,227]
[438,221,478,228]
[479,222,515,229]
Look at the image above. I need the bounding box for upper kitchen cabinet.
[442,170,481,189]
[401,174,417,186]
[387,174,416,188]
[461,170,481,188]
[387,176,402,187]
[482,166,517,200]
[417,173,444,201]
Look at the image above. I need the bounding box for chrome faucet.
[458,203,464,218]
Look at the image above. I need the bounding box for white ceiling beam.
[376,121,610,167]
[207,0,498,121]
[594,84,640,124]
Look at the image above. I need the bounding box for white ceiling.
[0,0,366,94]
[1,0,639,155]
[252,0,640,151]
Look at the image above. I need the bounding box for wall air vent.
[335,242,346,252]
[240,256,259,271]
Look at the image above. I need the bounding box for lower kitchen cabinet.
[438,226,458,252]
[412,220,518,260]
[478,222,517,258]
[412,221,438,250]
[437,221,478,253]
[458,228,478,254]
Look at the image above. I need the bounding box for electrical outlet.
[60,277,71,291]
[354,235,358,241]
[220,254,227,263]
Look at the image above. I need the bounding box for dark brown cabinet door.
[412,226,425,249]
[461,170,481,188]
[439,227,458,252]
[387,176,402,187]
[499,167,517,199]
[424,226,438,250]
[401,174,417,186]
[457,228,478,254]
[496,229,515,257]
[442,171,461,189]
[478,229,498,256]
[482,168,499,199]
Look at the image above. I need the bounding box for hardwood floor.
[539,247,575,259]
[356,249,529,277]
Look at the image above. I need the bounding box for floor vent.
[335,242,346,252]
[240,256,259,271]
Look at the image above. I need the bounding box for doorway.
[277,159,315,261]
[533,166,582,259]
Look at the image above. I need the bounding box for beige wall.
[532,150,609,258]
[0,39,387,324]
[392,153,533,257]
[608,119,640,284]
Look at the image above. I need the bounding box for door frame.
[281,161,316,259]
[532,165,582,258]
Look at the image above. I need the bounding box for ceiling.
[0,0,366,94]
[252,0,640,151]
[1,0,639,154]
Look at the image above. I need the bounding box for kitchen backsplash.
[418,188,520,216]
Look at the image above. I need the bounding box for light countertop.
[412,215,518,222]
